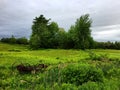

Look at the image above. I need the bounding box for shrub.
[61,64,104,85]
[96,63,120,79]
[88,51,108,61]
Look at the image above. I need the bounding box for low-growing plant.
[41,65,63,86]
[96,63,120,79]
[88,51,108,61]
[61,64,104,85]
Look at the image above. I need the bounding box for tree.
[9,35,16,44]
[0,36,28,45]
[16,37,28,45]
[56,28,68,48]
[30,15,50,49]
[70,14,94,49]
[48,22,59,48]
[30,15,59,49]
[67,25,76,48]
[30,14,95,49]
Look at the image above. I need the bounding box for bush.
[96,63,120,79]
[88,51,108,61]
[61,64,104,85]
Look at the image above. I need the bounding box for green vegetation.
[0,14,120,50]
[0,43,120,90]
[0,14,120,90]
[30,15,59,49]
[62,64,104,85]
[69,14,94,49]
[29,14,94,49]
[28,14,120,50]
[0,36,28,45]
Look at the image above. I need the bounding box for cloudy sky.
[0,0,120,41]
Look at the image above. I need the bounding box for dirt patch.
[16,63,48,74]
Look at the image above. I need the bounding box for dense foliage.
[29,15,59,49]
[0,36,28,45]
[95,41,120,50]
[69,14,94,49]
[30,14,94,49]
[30,14,120,50]
[1,36,119,50]
[62,64,104,85]
[0,14,120,50]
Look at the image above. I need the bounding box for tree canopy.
[30,15,59,49]
[30,14,94,49]
[68,14,94,49]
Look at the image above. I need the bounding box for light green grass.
[0,43,120,90]
[0,43,119,66]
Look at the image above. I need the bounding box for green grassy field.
[0,43,120,90]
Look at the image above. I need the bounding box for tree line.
[1,36,119,49]
[0,14,120,50]
[94,41,120,50]
[0,35,28,45]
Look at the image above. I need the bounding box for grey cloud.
[0,0,120,41]
[92,25,120,42]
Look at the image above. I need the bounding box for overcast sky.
[0,0,120,41]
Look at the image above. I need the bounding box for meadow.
[0,43,120,90]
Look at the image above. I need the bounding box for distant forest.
[0,14,120,50]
